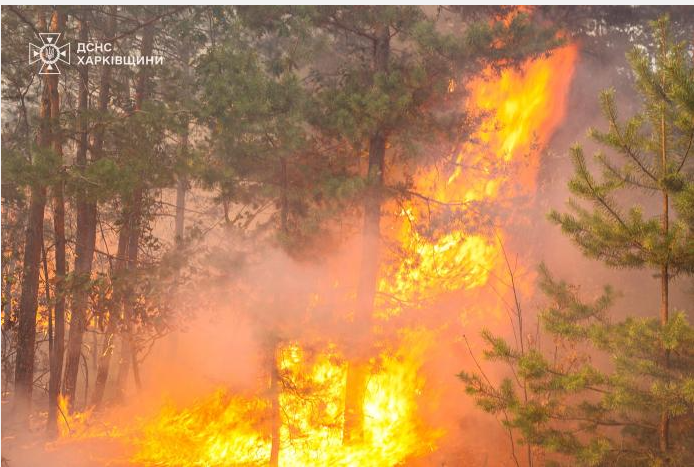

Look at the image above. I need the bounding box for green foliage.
[549,16,694,275]
[309,8,559,155]
[462,17,694,466]
[462,266,694,466]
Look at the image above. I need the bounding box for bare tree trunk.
[92,321,117,408]
[88,7,117,409]
[174,41,191,252]
[169,40,190,358]
[92,223,128,407]
[175,175,187,246]
[269,340,281,467]
[119,188,144,394]
[2,238,18,397]
[343,23,389,444]
[13,8,54,427]
[62,9,100,410]
[279,157,289,233]
[46,7,70,436]
[114,21,155,398]
[265,157,293,464]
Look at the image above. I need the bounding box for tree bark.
[63,8,108,409]
[174,41,190,251]
[175,174,187,246]
[114,21,154,398]
[88,7,117,409]
[117,187,144,395]
[343,23,390,444]
[269,340,281,467]
[658,29,670,458]
[169,40,190,359]
[13,8,54,427]
[46,7,70,436]
[92,221,128,407]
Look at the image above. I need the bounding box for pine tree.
[12,7,62,428]
[460,16,694,466]
[299,6,560,442]
[549,15,694,458]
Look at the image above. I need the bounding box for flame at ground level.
[50,329,438,466]
[48,45,578,466]
[135,329,438,466]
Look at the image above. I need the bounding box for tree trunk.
[92,223,128,407]
[269,340,281,467]
[658,32,670,458]
[13,8,54,427]
[46,8,70,436]
[343,23,390,444]
[175,174,187,247]
[88,7,117,409]
[118,187,144,395]
[169,39,190,358]
[114,22,154,398]
[280,156,289,234]
[658,128,670,455]
[2,240,18,396]
[63,10,106,409]
[174,41,191,251]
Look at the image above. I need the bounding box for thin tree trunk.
[658,29,670,457]
[44,244,52,356]
[168,142,187,360]
[13,8,53,427]
[343,23,389,444]
[3,244,18,397]
[174,41,190,251]
[119,188,144,394]
[114,21,155,397]
[42,243,52,362]
[280,156,289,233]
[175,175,187,246]
[46,8,69,435]
[62,11,95,410]
[92,223,128,407]
[114,337,132,400]
[267,159,291,463]
[170,38,189,357]
[269,340,281,467]
[88,7,117,409]
[92,319,117,408]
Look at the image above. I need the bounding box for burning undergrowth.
[18,44,578,467]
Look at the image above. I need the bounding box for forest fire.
[131,330,437,467]
[380,44,578,315]
[8,6,691,467]
[45,44,578,466]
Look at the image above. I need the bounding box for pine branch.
[601,95,659,183]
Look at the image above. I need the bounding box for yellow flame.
[133,391,271,466]
[52,45,578,467]
[378,45,578,318]
[131,329,435,466]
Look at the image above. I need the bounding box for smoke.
[537,35,692,317]
[4,13,692,467]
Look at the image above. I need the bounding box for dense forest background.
[1,6,693,467]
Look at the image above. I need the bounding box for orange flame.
[131,329,436,466]
[52,45,578,466]
[379,45,578,318]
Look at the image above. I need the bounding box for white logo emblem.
[29,33,70,75]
